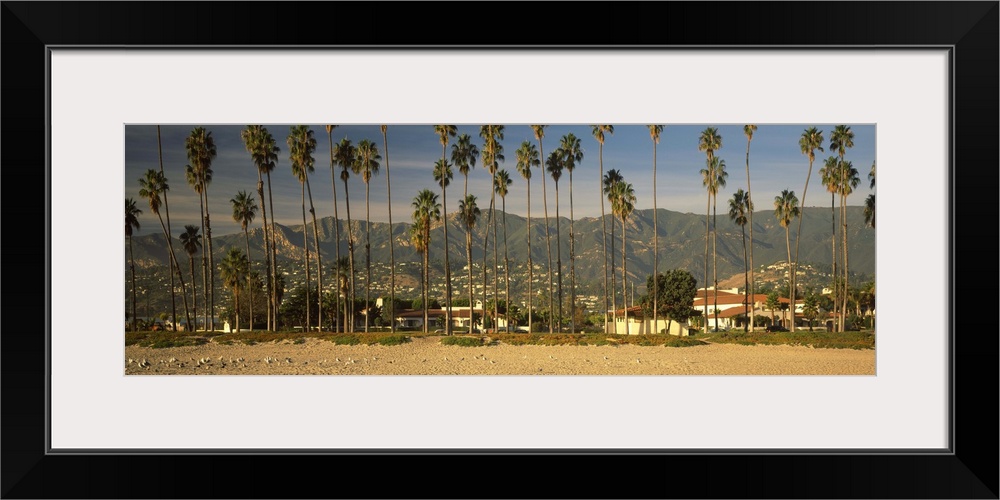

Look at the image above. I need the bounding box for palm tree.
[701,156,727,330]
[333,138,358,331]
[494,169,513,331]
[648,125,663,334]
[231,190,258,331]
[125,198,142,332]
[515,141,539,333]
[742,125,758,331]
[697,127,722,328]
[155,126,177,330]
[434,126,458,333]
[819,155,840,330]
[179,224,201,331]
[610,178,636,331]
[241,125,280,331]
[531,125,553,333]
[559,133,584,333]
[459,194,481,333]
[479,126,505,326]
[592,125,614,334]
[185,127,217,330]
[602,168,624,329]
[774,189,800,330]
[830,125,855,331]
[138,169,192,330]
[865,161,876,228]
[451,133,479,202]
[220,247,248,332]
[790,127,825,329]
[728,189,751,331]
[545,150,564,330]
[381,125,396,334]
[288,125,320,333]
[325,125,342,333]
[354,139,381,334]
[412,189,441,334]
[334,256,350,330]
[836,160,860,330]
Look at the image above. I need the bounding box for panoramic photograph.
[124,124,876,375]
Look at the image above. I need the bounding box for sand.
[124,336,875,375]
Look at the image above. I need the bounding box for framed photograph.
[4,2,996,498]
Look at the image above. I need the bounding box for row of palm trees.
[127,124,872,335]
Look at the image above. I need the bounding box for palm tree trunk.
[621,213,628,334]
[328,133,341,333]
[383,128,395,334]
[569,169,575,333]
[554,182,563,330]
[300,183,311,332]
[156,214,192,331]
[713,197,718,331]
[481,197,492,332]
[525,178,532,334]
[830,192,837,331]
[189,254,197,331]
[244,229,253,331]
[841,190,849,331]
[600,142,609,334]
[792,160,814,331]
[129,235,137,332]
[198,195,208,331]
[538,138,553,334]
[745,136,755,332]
[741,225,748,331]
[266,171,278,330]
[424,222,430,334]
[442,183,451,334]
[467,230,474,333]
[156,126,177,331]
[704,191,710,330]
[343,175,355,333]
[306,175,322,332]
[205,189,215,331]
[652,140,659,335]
[502,197,509,332]
[492,192,499,330]
[233,283,240,332]
[256,176,272,331]
[609,205,616,331]
[365,183,372,334]
[785,227,792,328]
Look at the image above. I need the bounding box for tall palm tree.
[774,189,800,329]
[125,198,142,331]
[412,189,441,334]
[648,125,663,334]
[433,126,457,332]
[354,139,381,334]
[545,150,564,330]
[155,126,177,330]
[592,125,614,334]
[138,169,191,330]
[530,125,553,333]
[381,125,396,333]
[728,189,751,331]
[864,161,876,228]
[602,168,624,328]
[515,141,539,333]
[220,247,248,332]
[179,224,201,331]
[697,127,722,329]
[459,194,481,333]
[819,155,840,330]
[700,156,727,330]
[836,160,860,330]
[433,158,454,333]
[333,138,357,332]
[479,126,505,326]
[791,127,825,329]
[325,125,342,333]
[610,178,636,330]
[742,125,757,330]
[288,125,320,332]
[184,153,212,332]
[231,190,258,331]
[829,125,855,331]
[559,133,584,333]
[185,127,217,330]
[452,133,479,203]
[494,169,513,331]
[241,125,280,331]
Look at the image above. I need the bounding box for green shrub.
[329,334,361,345]
[242,339,257,346]
[664,337,708,348]
[376,335,410,346]
[293,338,306,345]
[441,336,481,347]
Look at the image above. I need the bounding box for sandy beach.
[125,336,875,375]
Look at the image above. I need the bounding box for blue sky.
[124,124,875,237]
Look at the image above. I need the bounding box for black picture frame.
[3,2,997,498]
